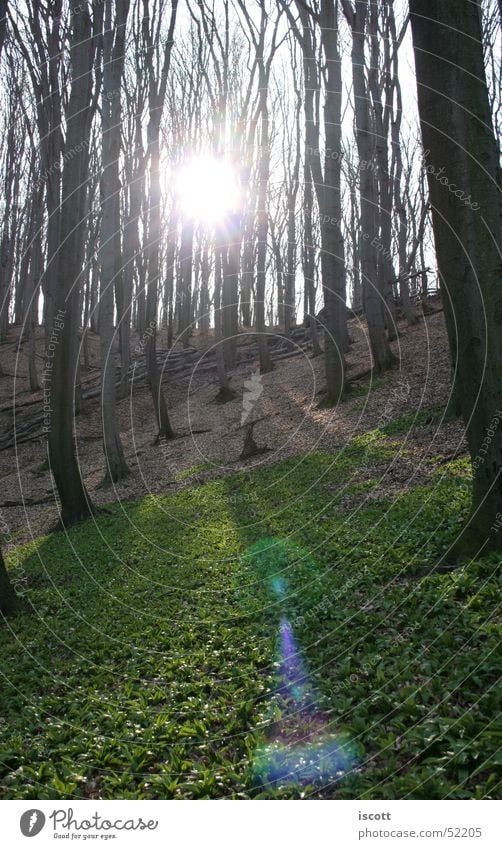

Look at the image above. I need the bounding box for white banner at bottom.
[1,800,500,849]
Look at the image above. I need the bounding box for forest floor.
[1,424,499,799]
[0,310,466,545]
[1,309,500,800]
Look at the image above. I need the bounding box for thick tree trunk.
[47,0,97,525]
[410,0,502,552]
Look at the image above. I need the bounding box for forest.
[0,0,500,802]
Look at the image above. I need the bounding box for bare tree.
[342,0,397,372]
[143,0,178,441]
[282,0,348,399]
[9,2,64,339]
[237,0,284,374]
[99,0,130,482]
[47,0,102,525]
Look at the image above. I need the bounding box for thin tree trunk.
[303,159,322,356]
[99,0,130,483]
[221,213,240,368]
[342,0,397,372]
[143,0,178,441]
[255,78,273,373]
[317,0,348,400]
[178,218,194,346]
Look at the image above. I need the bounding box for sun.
[176,155,240,224]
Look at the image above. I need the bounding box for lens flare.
[244,538,359,792]
[278,618,310,702]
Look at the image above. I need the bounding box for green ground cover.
[1,433,500,799]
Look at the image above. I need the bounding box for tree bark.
[143,0,178,441]
[410,0,502,552]
[99,0,130,483]
[255,70,273,374]
[342,0,397,373]
[47,0,99,525]
[0,545,17,617]
[317,0,348,401]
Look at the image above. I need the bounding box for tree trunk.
[143,0,178,441]
[178,218,194,346]
[302,159,322,356]
[145,140,175,441]
[343,0,396,372]
[256,75,273,374]
[410,0,502,552]
[99,0,130,484]
[27,183,43,393]
[317,0,348,401]
[221,213,240,368]
[47,0,98,525]
[284,95,301,337]
[0,545,17,617]
[213,238,233,399]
